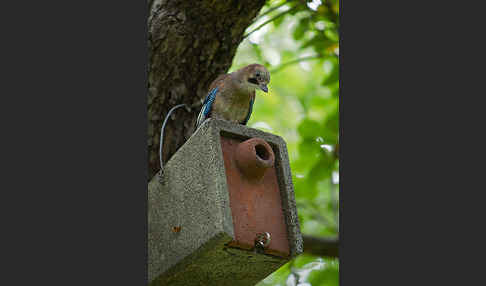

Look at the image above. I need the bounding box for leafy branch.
[270,54,324,73]
[254,0,290,22]
[243,4,300,39]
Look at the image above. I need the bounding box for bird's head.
[238,64,271,93]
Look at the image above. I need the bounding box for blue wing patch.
[196,87,218,128]
[242,97,254,125]
[203,87,218,116]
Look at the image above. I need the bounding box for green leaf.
[322,110,339,144]
[298,119,322,140]
[273,14,285,27]
[293,254,319,268]
[293,174,318,200]
[322,64,339,86]
[302,34,334,52]
[306,258,339,286]
[308,152,335,183]
[256,261,292,285]
[293,18,309,40]
[324,28,339,42]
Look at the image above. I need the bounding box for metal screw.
[254,232,271,250]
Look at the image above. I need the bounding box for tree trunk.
[148,0,266,179]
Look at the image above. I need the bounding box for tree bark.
[148,0,266,179]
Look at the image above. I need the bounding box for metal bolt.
[254,232,271,250]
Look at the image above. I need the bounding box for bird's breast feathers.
[212,93,252,123]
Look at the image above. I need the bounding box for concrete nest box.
[148,119,303,286]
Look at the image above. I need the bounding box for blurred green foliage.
[230,0,339,285]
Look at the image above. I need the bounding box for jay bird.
[196,64,270,129]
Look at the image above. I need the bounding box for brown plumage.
[196,64,270,128]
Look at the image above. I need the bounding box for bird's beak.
[259,84,268,93]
